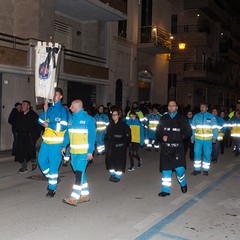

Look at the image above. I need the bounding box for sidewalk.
[0,150,14,162]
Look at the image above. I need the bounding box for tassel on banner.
[35,40,61,107]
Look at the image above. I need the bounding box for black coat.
[105,120,131,172]
[156,112,192,172]
[15,110,41,163]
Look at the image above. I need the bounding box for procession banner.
[35,41,61,105]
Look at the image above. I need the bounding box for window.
[54,21,72,49]
[171,15,178,34]
[118,20,127,38]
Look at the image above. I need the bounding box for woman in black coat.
[105,109,131,182]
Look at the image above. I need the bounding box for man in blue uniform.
[38,88,69,197]
[191,103,218,176]
[94,105,109,154]
[145,106,161,151]
[62,100,96,206]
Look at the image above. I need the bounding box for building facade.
[169,0,240,109]
[0,0,172,150]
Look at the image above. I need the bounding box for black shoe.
[147,148,151,152]
[191,170,201,176]
[109,175,115,182]
[203,171,209,176]
[158,192,170,197]
[113,177,120,183]
[18,167,28,173]
[32,163,37,171]
[181,185,188,193]
[212,160,217,164]
[155,148,159,152]
[46,189,56,198]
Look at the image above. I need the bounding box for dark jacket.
[105,120,131,172]
[156,112,192,171]
[15,110,41,163]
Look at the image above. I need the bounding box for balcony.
[0,32,108,82]
[172,24,212,48]
[183,63,226,85]
[138,26,171,55]
[55,0,127,22]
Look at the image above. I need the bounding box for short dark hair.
[55,87,63,96]
[22,100,31,106]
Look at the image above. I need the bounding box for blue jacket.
[63,109,96,154]
[38,101,68,144]
[94,113,109,132]
[191,112,218,141]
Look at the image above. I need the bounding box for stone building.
[0,0,172,150]
[169,0,240,109]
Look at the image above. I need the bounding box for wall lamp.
[178,42,186,50]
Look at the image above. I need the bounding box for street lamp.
[178,42,186,50]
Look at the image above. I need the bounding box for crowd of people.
[7,88,240,206]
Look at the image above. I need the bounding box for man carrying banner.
[38,87,68,198]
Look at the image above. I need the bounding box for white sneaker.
[128,167,135,171]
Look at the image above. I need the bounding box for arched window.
[115,79,123,107]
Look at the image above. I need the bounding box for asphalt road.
[0,147,239,240]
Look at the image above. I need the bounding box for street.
[0,147,239,240]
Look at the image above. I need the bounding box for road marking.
[135,162,240,240]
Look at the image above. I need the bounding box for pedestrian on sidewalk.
[62,99,96,206]
[15,101,41,173]
[156,100,192,197]
[125,111,144,171]
[8,102,22,156]
[105,109,131,182]
[38,88,69,198]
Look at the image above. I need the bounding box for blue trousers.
[70,154,89,200]
[38,142,62,191]
[161,167,186,193]
[194,139,212,171]
[96,131,105,153]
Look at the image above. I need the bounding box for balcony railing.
[0,32,106,67]
[184,63,214,72]
[172,24,211,35]
[138,26,171,50]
